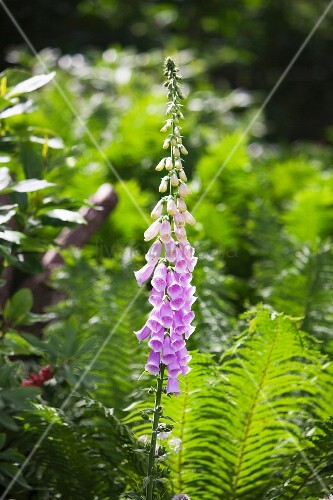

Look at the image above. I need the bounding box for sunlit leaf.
[6,72,56,98]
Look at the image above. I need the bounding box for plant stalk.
[146,364,165,500]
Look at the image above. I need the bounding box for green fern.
[255,241,333,352]
[126,307,333,499]
[268,418,333,499]
[13,399,146,499]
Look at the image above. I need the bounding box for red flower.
[39,365,53,382]
[21,365,53,387]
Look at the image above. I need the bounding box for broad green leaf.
[29,135,65,149]
[0,413,19,431]
[4,288,33,326]
[0,167,10,191]
[43,208,86,224]
[11,178,55,193]
[6,71,56,98]
[0,230,24,244]
[0,208,17,225]
[19,141,44,179]
[0,99,33,119]
[1,387,40,404]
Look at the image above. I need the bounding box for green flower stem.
[146,364,165,500]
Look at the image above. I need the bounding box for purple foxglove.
[134,58,197,402]
[160,219,172,244]
[183,210,196,226]
[134,263,155,286]
[145,350,161,375]
[167,198,178,215]
[144,219,161,242]
[165,239,177,261]
[179,169,187,182]
[167,377,180,395]
[145,240,162,265]
[177,197,187,212]
[168,363,182,378]
[170,296,185,310]
[148,287,164,306]
[174,211,185,227]
[148,329,165,352]
[170,173,179,187]
[135,325,151,342]
[160,301,173,328]
[174,225,188,244]
[151,201,163,219]
[178,183,191,198]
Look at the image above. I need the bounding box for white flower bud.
[180,145,188,155]
[165,157,173,170]
[174,158,182,169]
[178,183,191,198]
[166,103,174,114]
[174,126,181,136]
[159,177,168,193]
[151,200,163,219]
[171,138,177,146]
[170,173,179,187]
[177,197,187,212]
[160,120,172,132]
[179,169,187,182]
[163,139,170,149]
[155,159,165,171]
[177,137,182,144]
[184,210,196,226]
[144,219,161,242]
[167,198,178,215]
[173,147,180,158]
[174,211,185,227]
[179,112,184,120]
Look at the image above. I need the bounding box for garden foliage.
[0,48,333,499]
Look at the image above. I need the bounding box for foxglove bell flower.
[134,57,197,395]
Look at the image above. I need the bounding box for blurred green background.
[2,0,333,141]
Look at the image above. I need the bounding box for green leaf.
[1,387,40,404]
[0,413,19,431]
[0,208,17,225]
[43,208,86,224]
[6,71,56,98]
[0,99,33,119]
[0,230,24,244]
[29,135,65,149]
[0,167,11,191]
[4,288,33,326]
[11,178,55,193]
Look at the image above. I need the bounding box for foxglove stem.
[146,364,165,500]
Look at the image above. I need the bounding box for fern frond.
[17,399,146,499]
[126,308,333,499]
[268,418,333,499]
[255,242,333,349]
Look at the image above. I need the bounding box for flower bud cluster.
[134,58,197,394]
